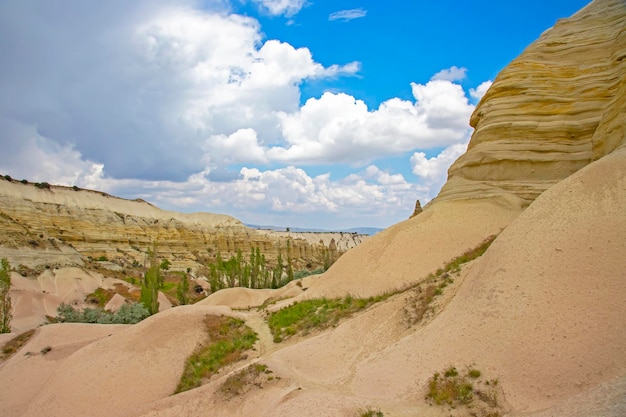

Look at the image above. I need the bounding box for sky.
[0,0,590,230]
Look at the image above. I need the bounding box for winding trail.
[242,311,277,357]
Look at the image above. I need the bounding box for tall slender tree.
[140,242,160,315]
[0,258,13,333]
[286,240,294,286]
[177,272,189,305]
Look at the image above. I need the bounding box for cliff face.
[308,0,626,297]
[436,0,626,205]
[0,179,363,272]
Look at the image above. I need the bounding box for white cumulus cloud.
[430,66,467,82]
[268,79,474,165]
[470,80,493,101]
[410,143,468,192]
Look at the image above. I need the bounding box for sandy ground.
[0,146,622,417]
[304,194,525,299]
[8,267,136,331]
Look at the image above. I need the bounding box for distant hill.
[246,224,382,235]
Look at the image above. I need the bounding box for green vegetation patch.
[268,293,389,343]
[57,302,149,324]
[85,287,116,307]
[175,315,258,394]
[439,235,497,275]
[426,365,502,416]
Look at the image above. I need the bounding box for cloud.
[329,8,367,22]
[430,66,467,82]
[268,79,474,165]
[148,164,424,228]
[0,1,488,229]
[410,143,468,191]
[0,118,106,190]
[0,1,357,182]
[252,0,307,17]
[470,80,493,101]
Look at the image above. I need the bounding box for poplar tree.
[140,242,160,315]
[177,272,189,305]
[0,258,13,333]
[286,240,294,286]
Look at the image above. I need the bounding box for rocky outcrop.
[0,180,363,272]
[432,0,626,207]
[409,199,422,218]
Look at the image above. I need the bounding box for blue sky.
[0,0,590,230]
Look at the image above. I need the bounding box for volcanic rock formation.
[0,1,625,417]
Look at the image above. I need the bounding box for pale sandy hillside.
[0,1,624,417]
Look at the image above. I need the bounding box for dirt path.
[242,311,277,357]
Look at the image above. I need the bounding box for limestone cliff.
[0,179,363,272]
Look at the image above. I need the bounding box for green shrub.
[293,268,324,280]
[56,302,149,324]
[113,303,150,323]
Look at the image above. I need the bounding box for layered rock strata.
[0,180,362,271]
[436,0,626,206]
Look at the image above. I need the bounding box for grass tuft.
[427,371,473,405]
[175,315,258,394]
[442,235,497,275]
[426,365,503,416]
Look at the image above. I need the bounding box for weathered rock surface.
[409,199,422,218]
[436,0,626,206]
[0,180,365,272]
